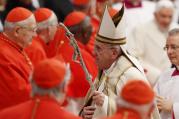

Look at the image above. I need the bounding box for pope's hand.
[92,91,105,107]
[156,95,173,112]
[82,106,96,119]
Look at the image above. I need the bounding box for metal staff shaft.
[58,22,95,91]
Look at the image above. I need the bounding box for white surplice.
[155,68,179,119]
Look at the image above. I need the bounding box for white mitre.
[96,5,145,74]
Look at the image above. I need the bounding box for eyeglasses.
[36,24,58,33]
[20,26,37,32]
[94,44,115,53]
[163,45,179,51]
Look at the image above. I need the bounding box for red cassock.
[0,96,82,119]
[90,16,100,34]
[0,33,32,110]
[103,109,141,119]
[85,34,95,57]
[57,31,98,98]
[25,36,47,66]
[37,28,62,58]
[85,16,100,57]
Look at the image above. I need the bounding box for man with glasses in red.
[155,28,179,119]
[33,8,59,58]
[0,7,37,110]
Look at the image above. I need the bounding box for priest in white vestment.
[155,28,179,119]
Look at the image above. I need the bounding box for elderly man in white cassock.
[127,0,179,87]
[155,28,179,119]
[79,5,158,119]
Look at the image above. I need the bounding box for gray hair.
[31,63,71,97]
[168,28,179,36]
[155,0,174,12]
[31,81,63,97]
[36,12,58,30]
[116,96,154,119]
[4,15,36,29]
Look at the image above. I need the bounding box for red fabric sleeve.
[0,61,31,110]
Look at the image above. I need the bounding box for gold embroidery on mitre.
[96,34,126,45]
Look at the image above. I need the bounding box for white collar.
[103,60,117,76]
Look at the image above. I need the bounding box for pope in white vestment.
[80,5,161,119]
[89,55,147,118]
